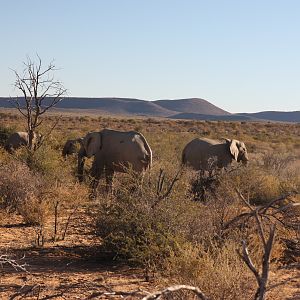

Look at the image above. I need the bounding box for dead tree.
[10,55,67,152]
[232,190,300,300]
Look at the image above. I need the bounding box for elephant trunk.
[62,147,68,159]
[241,153,249,165]
[139,133,152,169]
[242,157,249,165]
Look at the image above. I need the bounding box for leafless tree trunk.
[235,190,279,300]
[10,55,67,153]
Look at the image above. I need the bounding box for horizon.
[0,1,299,113]
[0,96,298,114]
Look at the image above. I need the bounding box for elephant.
[182,137,249,171]
[77,129,152,193]
[4,131,41,153]
[62,138,83,158]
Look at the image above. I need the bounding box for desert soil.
[0,206,299,300]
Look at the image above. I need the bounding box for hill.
[0,97,298,122]
[0,97,228,117]
[239,111,300,123]
[168,113,260,121]
[0,97,175,117]
[154,98,230,116]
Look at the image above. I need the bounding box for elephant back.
[100,129,152,170]
[7,132,28,145]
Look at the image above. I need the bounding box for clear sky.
[0,0,299,113]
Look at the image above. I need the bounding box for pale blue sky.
[0,0,299,112]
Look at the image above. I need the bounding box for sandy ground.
[0,207,299,300]
[0,207,157,299]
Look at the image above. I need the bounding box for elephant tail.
[139,133,152,169]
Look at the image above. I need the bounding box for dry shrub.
[96,191,181,270]
[0,160,49,225]
[0,160,43,211]
[231,165,286,206]
[96,166,194,265]
[46,182,89,241]
[18,196,49,225]
[0,129,88,229]
[0,125,16,146]
[95,166,255,298]
[166,241,251,300]
[16,142,73,180]
[262,152,295,175]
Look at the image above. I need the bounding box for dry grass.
[0,110,299,299]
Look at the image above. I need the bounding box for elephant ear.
[228,139,239,161]
[83,132,101,158]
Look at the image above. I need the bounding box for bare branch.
[8,96,27,118]
[158,168,181,200]
[254,210,267,248]
[0,253,28,272]
[234,190,282,300]
[10,55,66,154]
[259,225,276,299]
[238,241,260,285]
[235,188,254,211]
[261,192,299,214]
[224,191,300,231]
[152,168,182,208]
[222,212,252,230]
[142,285,209,300]
[34,116,62,151]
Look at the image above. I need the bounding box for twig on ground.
[0,253,28,272]
[142,284,209,300]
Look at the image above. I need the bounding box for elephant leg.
[4,144,14,154]
[136,172,144,190]
[78,157,86,182]
[105,169,114,194]
[90,161,104,199]
[77,148,86,182]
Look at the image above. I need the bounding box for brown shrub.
[166,241,252,300]
[18,196,49,225]
[0,160,43,212]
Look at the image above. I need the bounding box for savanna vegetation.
[0,110,299,299]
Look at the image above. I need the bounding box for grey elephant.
[4,131,40,153]
[182,138,249,171]
[77,129,152,192]
[62,138,83,158]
